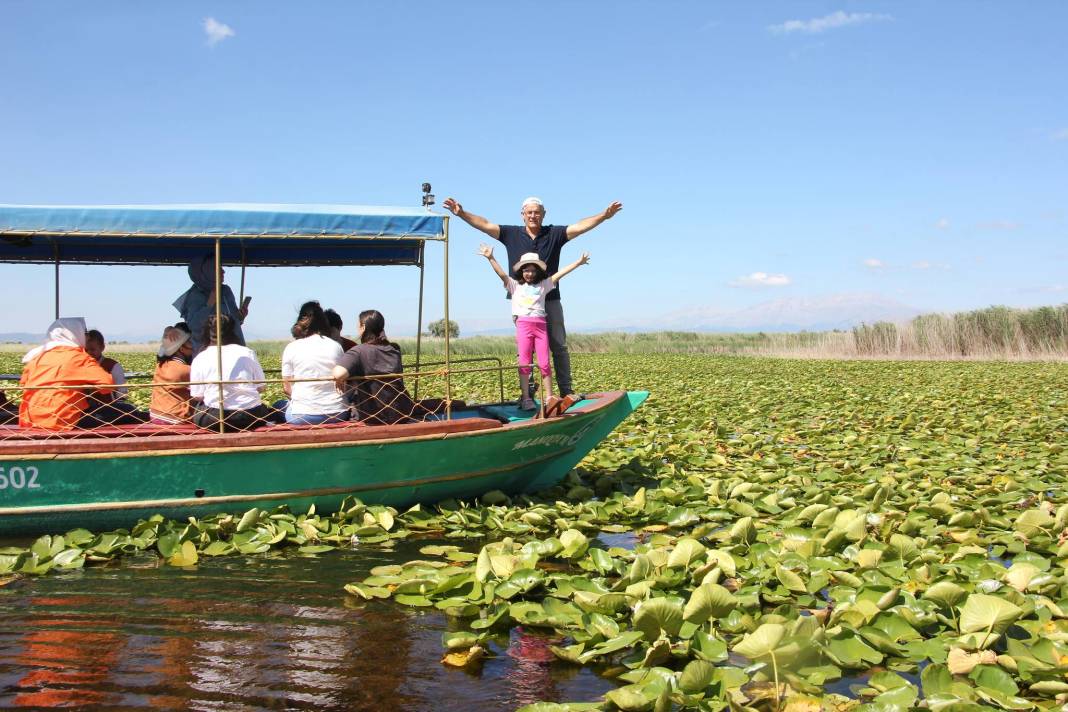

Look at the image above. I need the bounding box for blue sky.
[1,2,1065,339]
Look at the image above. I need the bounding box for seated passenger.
[0,389,18,425]
[85,329,128,399]
[331,309,431,425]
[280,301,349,425]
[189,314,276,431]
[83,328,150,424]
[18,317,115,431]
[149,324,195,424]
[325,308,357,351]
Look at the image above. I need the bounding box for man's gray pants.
[546,300,572,396]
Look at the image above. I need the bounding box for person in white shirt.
[189,314,274,431]
[280,301,349,425]
[478,245,589,412]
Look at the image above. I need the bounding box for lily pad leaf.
[156,532,181,558]
[667,537,706,568]
[959,594,1023,635]
[168,540,198,567]
[236,507,262,533]
[344,583,391,600]
[683,582,737,624]
[923,581,967,609]
[733,623,786,661]
[633,597,684,642]
[604,684,657,712]
[678,659,716,694]
[559,529,589,559]
[729,516,756,545]
[581,631,645,661]
[441,644,486,669]
[775,565,807,593]
[52,548,86,569]
[1014,509,1053,538]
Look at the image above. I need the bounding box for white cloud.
[863,258,885,269]
[769,11,892,35]
[204,17,235,46]
[912,260,931,270]
[935,218,950,230]
[1053,128,1068,142]
[976,220,1021,231]
[729,272,791,288]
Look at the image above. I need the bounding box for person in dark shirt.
[442,195,622,397]
[331,310,425,425]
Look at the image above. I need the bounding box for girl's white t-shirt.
[281,334,347,415]
[507,277,555,318]
[190,344,265,410]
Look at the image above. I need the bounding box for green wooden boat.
[0,392,647,535]
[0,201,647,535]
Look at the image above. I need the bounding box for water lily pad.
[678,659,716,694]
[168,540,198,567]
[958,594,1023,637]
[683,582,737,624]
[633,597,684,642]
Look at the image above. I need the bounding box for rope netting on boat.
[0,373,444,441]
[0,357,571,442]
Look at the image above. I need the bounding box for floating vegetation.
[3,355,1068,710]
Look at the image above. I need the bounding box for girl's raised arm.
[478,244,510,285]
[551,252,590,284]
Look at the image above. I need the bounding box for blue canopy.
[0,203,445,266]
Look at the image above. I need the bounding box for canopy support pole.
[413,241,425,399]
[443,217,451,419]
[53,244,60,319]
[239,242,247,303]
[214,239,225,434]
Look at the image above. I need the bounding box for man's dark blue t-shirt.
[496,224,569,301]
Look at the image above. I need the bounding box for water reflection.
[0,541,615,710]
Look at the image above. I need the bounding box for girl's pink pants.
[515,317,551,377]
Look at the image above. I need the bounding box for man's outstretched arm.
[566,201,623,240]
[443,197,501,239]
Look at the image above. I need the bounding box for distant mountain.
[588,293,922,334]
[0,332,40,344]
[0,330,163,344]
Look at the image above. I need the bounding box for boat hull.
[0,391,647,535]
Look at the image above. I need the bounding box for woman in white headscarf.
[18,318,115,430]
[173,255,248,352]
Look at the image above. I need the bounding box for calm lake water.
[0,538,616,710]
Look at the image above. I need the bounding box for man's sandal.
[539,394,580,419]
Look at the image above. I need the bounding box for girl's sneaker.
[519,397,537,411]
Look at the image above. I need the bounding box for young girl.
[478,245,589,411]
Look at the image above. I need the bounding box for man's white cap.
[521,196,544,210]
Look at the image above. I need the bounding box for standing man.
[443,195,622,396]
